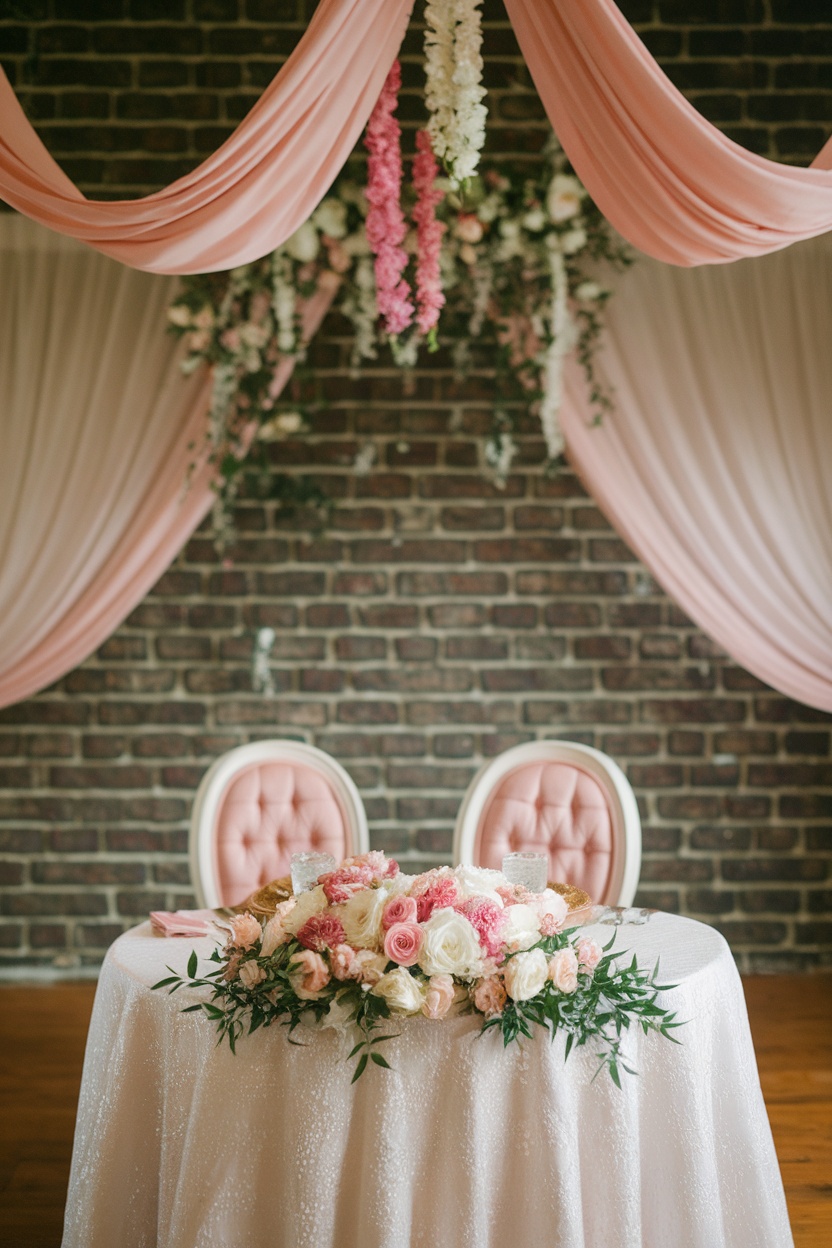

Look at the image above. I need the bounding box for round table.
[61,913,793,1248]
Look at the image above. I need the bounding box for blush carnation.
[455,897,506,959]
[330,943,358,981]
[229,912,262,951]
[345,851,400,882]
[413,873,461,922]
[383,921,424,967]
[296,912,346,952]
[319,864,373,905]
[472,975,507,1017]
[288,949,330,1000]
[576,937,602,972]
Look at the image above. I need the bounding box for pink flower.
[229,912,262,951]
[238,960,266,990]
[455,897,506,960]
[288,949,330,1000]
[412,129,446,336]
[412,871,460,922]
[223,949,242,981]
[382,895,418,929]
[260,912,289,957]
[296,912,346,952]
[221,327,241,352]
[330,943,358,981]
[345,851,399,881]
[350,948,387,985]
[383,921,424,967]
[576,937,602,972]
[364,60,414,336]
[325,239,352,274]
[422,973,455,1020]
[454,213,484,244]
[319,865,372,905]
[548,948,579,995]
[472,975,507,1017]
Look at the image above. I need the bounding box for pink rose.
[383,921,424,967]
[548,948,579,994]
[472,975,507,1017]
[422,973,455,1020]
[238,960,266,990]
[330,943,358,981]
[229,912,262,951]
[288,949,330,999]
[382,895,418,929]
[297,913,346,952]
[576,937,602,972]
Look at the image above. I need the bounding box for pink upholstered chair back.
[453,741,641,907]
[189,742,369,908]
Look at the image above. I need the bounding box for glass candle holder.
[290,851,337,895]
[502,851,548,894]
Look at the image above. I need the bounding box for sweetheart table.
[61,913,792,1248]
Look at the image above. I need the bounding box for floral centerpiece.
[154,853,681,1085]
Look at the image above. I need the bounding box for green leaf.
[351,1053,368,1084]
[151,975,180,990]
[371,1052,392,1070]
[187,950,198,979]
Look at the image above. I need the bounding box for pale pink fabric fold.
[0,218,338,710]
[0,0,413,274]
[562,233,832,712]
[505,0,832,265]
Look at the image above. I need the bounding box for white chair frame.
[189,740,369,908]
[452,739,642,907]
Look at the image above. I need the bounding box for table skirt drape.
[62,915,793,1248]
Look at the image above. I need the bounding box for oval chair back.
[189,741,369,908]
[452,740,641,907]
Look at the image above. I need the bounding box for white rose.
[503,948,548,1002]
[523,208,547,232]
[502,903,542,952]
[384,872,418,897]
[453,865,506,905]
[238,960,266,990]
[167,304,192,327]
[340,886,389,949]
[418,908,484,979]
[282,885,328,938]
[284,221,320,263]
[546,173,585,223]
[534,889,568,929]
[575,280,606,302]
[313,197,348,239]
[372,967,427,1016]
[561,226,587,255]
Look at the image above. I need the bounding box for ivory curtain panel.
[0,0,413,273]
[0,218,337,710]
[562,232,832,712]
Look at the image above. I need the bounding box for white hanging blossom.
[251,627,276,697]
[343,256,378,373]
[539,244,578,461]
[424,0,487,187]
[271,253,298,355]
[485,427,516,489]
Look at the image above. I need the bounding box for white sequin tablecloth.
[62,914,792,1248]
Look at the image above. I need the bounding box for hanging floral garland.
[166,13,632,536]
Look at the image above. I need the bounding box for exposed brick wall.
[1,0,830,973]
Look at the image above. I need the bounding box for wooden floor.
[0,977,829,1247]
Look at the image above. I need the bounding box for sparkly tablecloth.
[61,913,792,1248]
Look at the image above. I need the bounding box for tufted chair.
[452,741,641,907]
[189,741,369,908]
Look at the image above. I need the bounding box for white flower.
[167,304,192,327]
[260,910,290,957]
[533,889,568,930]
[523,208,547,232]
[284,221,320,263]
[313,197,348,239]
[238,960,267,990]
[499,218,520,240]
[258,410,304,441]
[575,280,606,302]
[340,886,389,949]
[453,864,506,905]
[503,948,548,1001]
[372,967,428,1016]
[502,903,542,952]
[546,173,585,223]
[424,0,487,187]
[418,908,484,979]
[239,322,269,349]
[193,305,215,330]
[282,885,328,938]
[560,225,587,255]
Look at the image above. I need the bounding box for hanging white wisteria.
[424,0,488,188]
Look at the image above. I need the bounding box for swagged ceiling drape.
[3,0,832,272]
[0,217,336,710]
[563,234,832,713]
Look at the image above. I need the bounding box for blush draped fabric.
[0,0,413,274]
[0,218,336,710]
[562,232,832,713]
[504,0,832,265]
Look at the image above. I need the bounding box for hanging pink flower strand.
[412,129,446,342]
[364,60,414,337]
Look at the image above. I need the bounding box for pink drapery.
[562,234,832,713]
[0,0,413,274]
[504,0,832,265]
[0,218,337,710]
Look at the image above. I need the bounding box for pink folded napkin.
[149,909,222,938]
